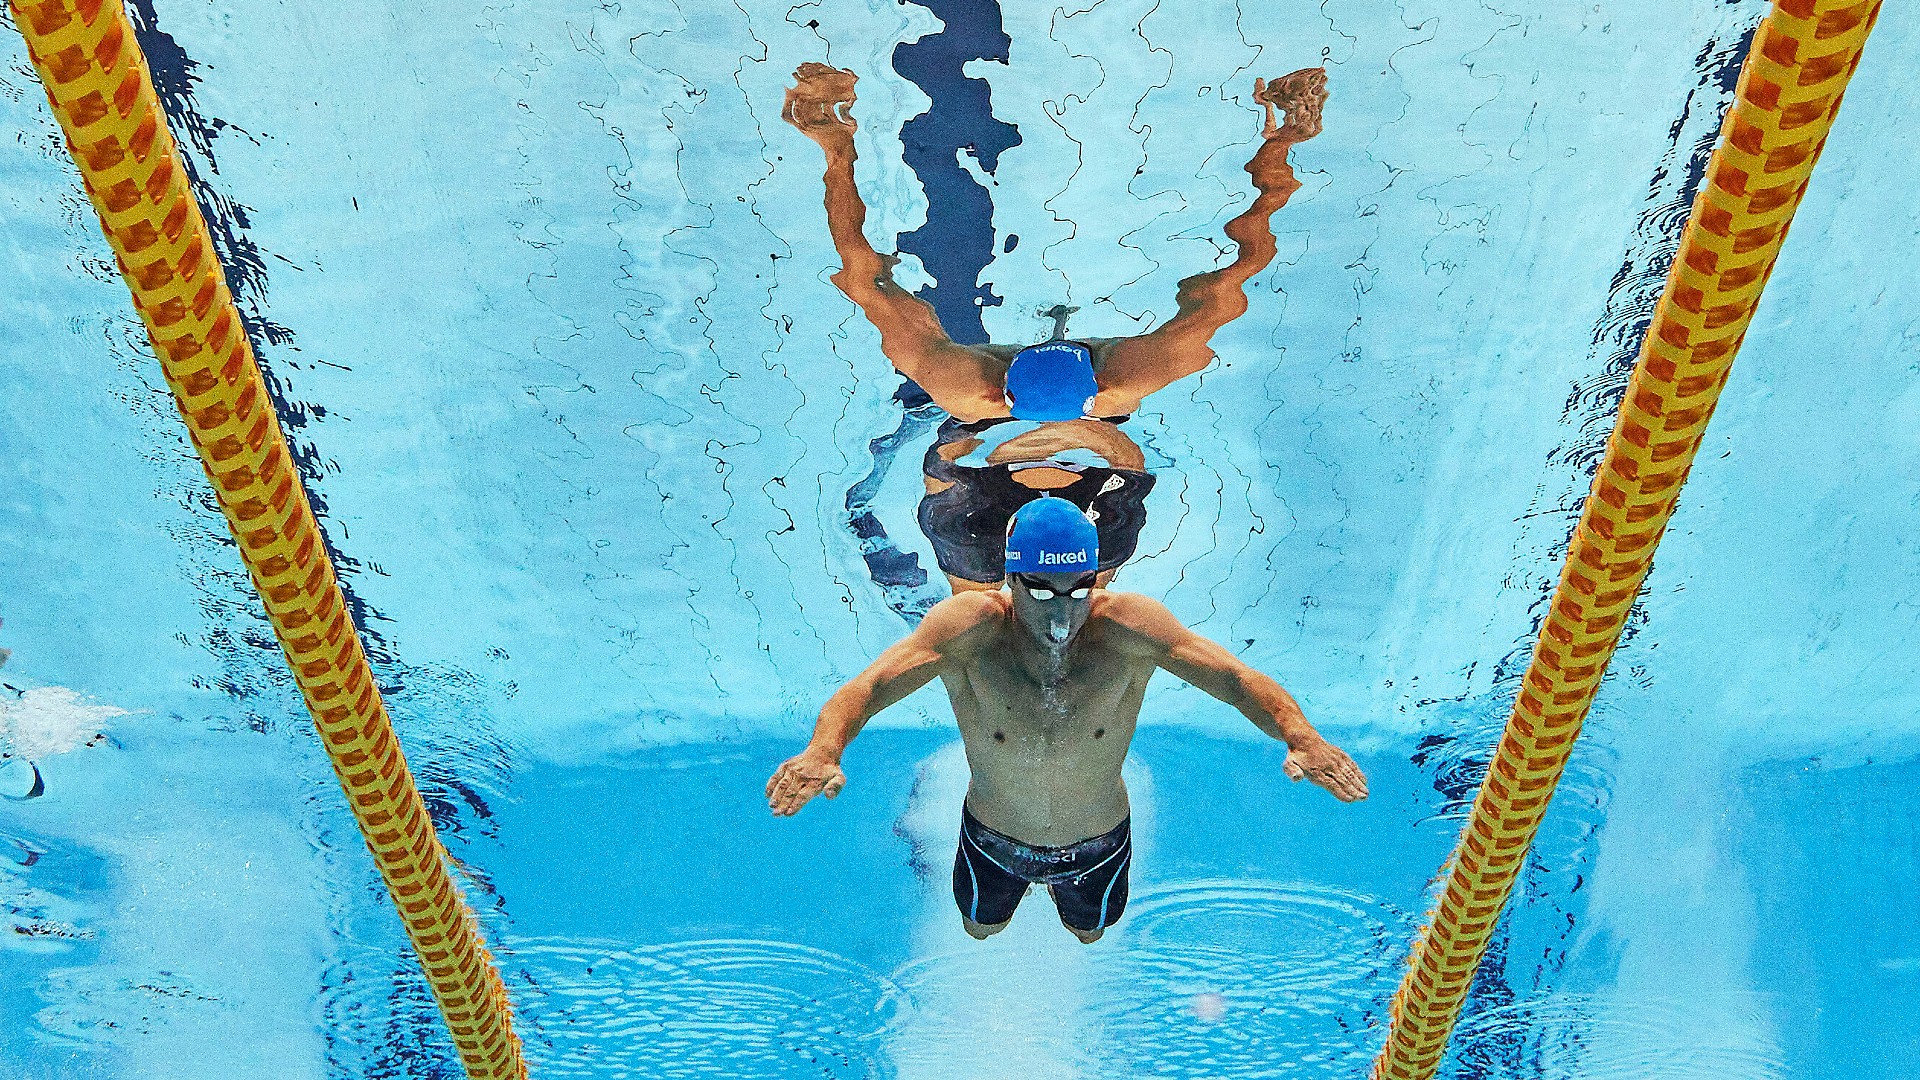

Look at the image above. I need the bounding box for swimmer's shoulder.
[918,590,1011,656]
[1090,591,1186,657]
[1082,338,1127,369]
[1090,589,1171,624]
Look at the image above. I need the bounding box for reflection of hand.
[766,747,848,816]
[1255,67,1327,142]
[784,62,859,148]
[1282,737,1368,802]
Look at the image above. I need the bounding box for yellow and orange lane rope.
[1373,2,1880,1077]
[8,2,526,1075]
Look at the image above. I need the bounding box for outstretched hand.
[784,62,859,148]
[767,747,848,816]
[1255,67,1327,142]
[1283,737,1368,802]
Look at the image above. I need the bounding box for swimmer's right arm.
[767,594,1002,816]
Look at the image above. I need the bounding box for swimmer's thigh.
[952,825,1029,925]
[918,486,1012,584]
[1049,835,1133,932]
[1091,471,1155,571]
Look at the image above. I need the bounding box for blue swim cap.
[1004,496,1098,575]
[1005,341,1097,421]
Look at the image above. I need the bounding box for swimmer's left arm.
[1103,594,1368,803]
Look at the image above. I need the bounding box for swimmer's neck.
[1002,603,1094,676]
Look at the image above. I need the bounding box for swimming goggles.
[1012,573,1096,601]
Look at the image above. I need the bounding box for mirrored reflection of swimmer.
[768,499,1368,943]
[789,62,1324,601]
[783,61,1327,424]
[920,417,1154,595]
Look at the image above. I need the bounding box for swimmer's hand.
[767,746,848,816]
[1282,736,1368,803]
[1255,67,1327,142]
[784,62,859,148]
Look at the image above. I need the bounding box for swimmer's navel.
[993,731,1005,743]
[1094,727,1106,739]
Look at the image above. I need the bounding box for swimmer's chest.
[941,644,1150,746]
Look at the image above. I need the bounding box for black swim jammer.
[951,804,1133,932]
[918,418,1155,583]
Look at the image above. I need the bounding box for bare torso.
[939,597,1156,846]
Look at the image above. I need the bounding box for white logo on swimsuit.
[1039,550,1087,565]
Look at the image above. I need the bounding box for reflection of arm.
[818,145,903,315]
[807,593,1000,759]
[1096,78,1320,414]
[1103,594,1315,746]
[818,148,1008,421]
[984,419,1147,472]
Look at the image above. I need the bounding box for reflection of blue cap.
[1005,342,1097,421]
[1004,497,1098,574]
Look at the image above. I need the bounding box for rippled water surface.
[4,1,1919,1078]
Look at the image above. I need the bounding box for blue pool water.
[3,1,1918,1077]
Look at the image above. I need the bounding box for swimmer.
[767,498,1367,943]
[783,61,1328,423]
